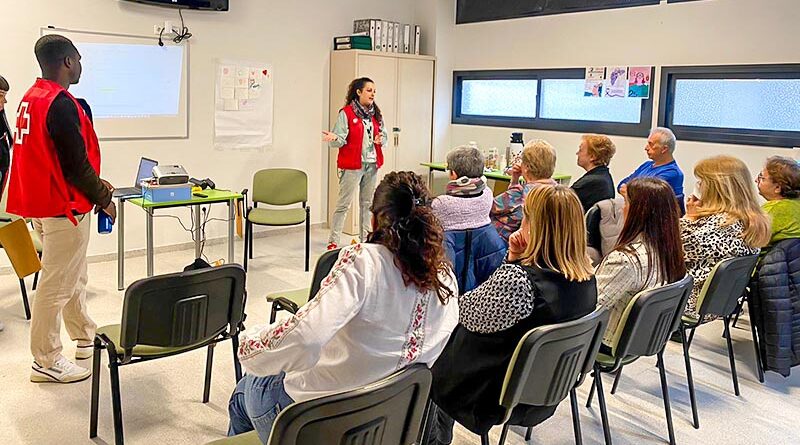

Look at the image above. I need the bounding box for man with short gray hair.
[618,127,684,203]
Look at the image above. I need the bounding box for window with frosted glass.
[672,79,800,132]
[461,79,537,118]
[539,79,643,123]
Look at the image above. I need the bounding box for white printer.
[152,165,190,185]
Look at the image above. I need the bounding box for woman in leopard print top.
[681,156,771,318]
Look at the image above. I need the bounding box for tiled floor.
[0,227,798,444]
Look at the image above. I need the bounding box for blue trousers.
[228,372,295,443]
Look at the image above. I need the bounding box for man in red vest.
[7,34,116,383]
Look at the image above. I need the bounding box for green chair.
[89,264,247,445]
[0,219,42,319]
[207,364,432,445]
[586,275,693,445]
[676,254,759,429]
[265,248,340,323]
[487,308,609,445]
[243,169,310,272]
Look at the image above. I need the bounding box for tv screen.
[122,0,229,11]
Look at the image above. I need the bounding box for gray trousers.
[329,163,378,245]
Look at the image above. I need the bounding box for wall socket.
[153,21,177,35]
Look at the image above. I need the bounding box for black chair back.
[498,308,610,419]
[613,275,693,360]
[697,255,759,319]
[308,248,342,300]
[119,264,246,358]
[268,364,432,445]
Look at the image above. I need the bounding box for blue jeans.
[228,373,295,443]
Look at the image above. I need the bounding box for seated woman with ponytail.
[227,171,459,443]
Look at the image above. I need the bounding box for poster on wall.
[214,59,273,150]
[584,66,605,97]
[604,66,628,98]
[627,66,652,98]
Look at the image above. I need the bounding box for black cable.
[158,27,165,47]
[173,8,193,44]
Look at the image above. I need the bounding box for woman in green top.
[756,156,800,246]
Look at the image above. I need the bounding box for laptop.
[113,157,158,198]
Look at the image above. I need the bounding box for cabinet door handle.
[394,133,399,147]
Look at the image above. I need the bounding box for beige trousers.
[30,214,96,368]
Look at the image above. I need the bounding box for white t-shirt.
[238,243,459,402]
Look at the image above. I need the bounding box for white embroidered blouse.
[237,243,459,402]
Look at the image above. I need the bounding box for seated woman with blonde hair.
[427,184,596,444]
[681,155,771,319]
[490,139,557,242]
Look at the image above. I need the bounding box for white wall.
[3,0,417,256]
[431,0,800,193]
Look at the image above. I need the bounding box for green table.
[421,162,572,188]
[118,188,242,285]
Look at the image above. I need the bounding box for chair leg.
[248,222,254,260]
[657,352,676,445]
[304,209,310,272]
[747,302,765,383]
[594,366,612,445]
[610,367,623,395]
[231,334,242,383]
[203,343,215,403]
[723,316,741,396]
[679,328,699,429]
[109,360,125,445]
[731,298,744,328]
[585,373,596,408]
[89,340,103,438]
[243,220,249,271]
[481,433,490,445]
[498,423,510,445]
[570,388,583,445]
[525,426,533,441]
[687,327,697,347]
[19,278,31,320]
[32,271,39,291]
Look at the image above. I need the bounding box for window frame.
[452,68,655,137]
[658,64,800,148]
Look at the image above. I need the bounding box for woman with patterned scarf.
[323,77,388,250]
[431,145,494,231]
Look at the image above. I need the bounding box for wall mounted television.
[121,0,228,11]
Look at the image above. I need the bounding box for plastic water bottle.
[98,211,113,234]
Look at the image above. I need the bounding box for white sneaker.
[76,343,94,360]
[31,355,91,383]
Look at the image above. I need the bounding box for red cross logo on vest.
[15,101,31,145]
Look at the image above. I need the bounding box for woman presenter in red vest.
[322,77,387,250]
[6,35,116,384]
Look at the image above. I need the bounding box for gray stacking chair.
[207,364,432,445]
[89,264,247,445]
[677,254,760,428]
[586,275,693,445]
[478,308,610,445]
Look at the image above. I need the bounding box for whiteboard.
[41,27,189,140]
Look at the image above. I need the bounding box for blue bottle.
[98,211,113,234]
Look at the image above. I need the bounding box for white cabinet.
[327,50,435,236]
